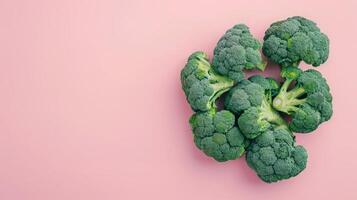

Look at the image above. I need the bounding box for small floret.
[272,67,333,133]
[213,24,266,82]
[249,75,281,97]
[224,79,265,114]
[189,109,249,162]
[181,51,234,111]
[246,127,308,183]
[263,16,329,67]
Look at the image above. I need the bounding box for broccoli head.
[246,127,308,183]
[181,51,234,111]
[224,79,265,114]
[212,24,266,82]
[224,76,287,139]
[272,67,333,133]
[249,75,281,97]
[263,16,329,68]
[189,109,249,162]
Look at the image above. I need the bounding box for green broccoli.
[212,24,266,82]
[224,76,286,139]
[237,99,287,139]
[224,79,265,114]
[180,17,333,183]
[248,75,281,97]
[189,109,249,162]
[263,16,329,68]
[272,67,333,133]
[246,127,308,183]
[181,51,234,111]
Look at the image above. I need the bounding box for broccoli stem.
[195,55,235,110]
[260,97,288,128]
[209,73,234,108]
[260,96,292,135]
[272,78,306,114]
[256,60,268,71]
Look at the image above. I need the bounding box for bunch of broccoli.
[180,16,332,183]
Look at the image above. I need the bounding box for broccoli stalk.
[273,66,304,113]
[260,95,287,127]
[209,75,235,109]
[272,78,307,114]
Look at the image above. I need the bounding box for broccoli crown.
[263,16,329,67]
[181,51,234,111]
[212,24,266,82]
[273,68,333,133]
[249,75,281,97]
[237,107,271,139]
[224,79,265,114]
[246,128,308,183]
[189,109,248,162]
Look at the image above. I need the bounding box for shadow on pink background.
[1,0,356,199]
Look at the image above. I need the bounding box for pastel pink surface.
[1,0,356,199]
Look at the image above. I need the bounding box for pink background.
[1,0,356,199]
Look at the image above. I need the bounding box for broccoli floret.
[246,127,308,183]
[249,75,281,97]
[189,109,249,162]
[237,100,287,139]
[225,77,286,139]
[224,79,265,114]
[212,24,266,82]
[181,51,234,111]
[272,67,333,133]
[263,16,329,67]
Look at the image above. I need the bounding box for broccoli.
[248,75,281,97]
[181,51,234,111]
[180,17,334,183]
[189,109,249,162]
[224,76,286,139]
[246,127,308,183]
[212,24,266,82]
[263,16,329,68]
[237,99,287,139]
[272,67,333,133]
[224,79,265,114]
